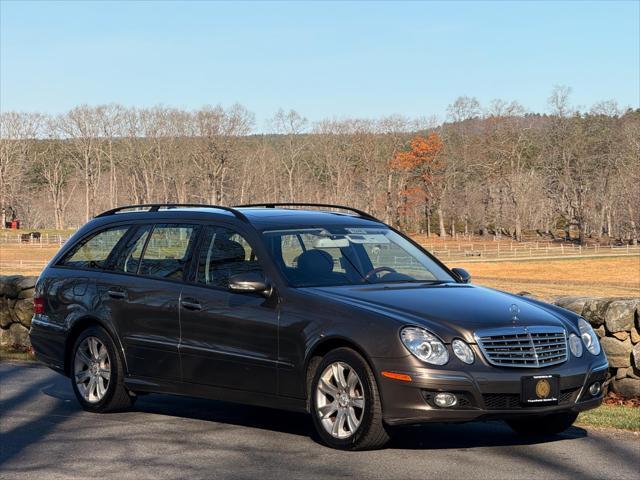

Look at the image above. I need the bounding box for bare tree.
[447,96,481,123]
[0,112,42,227]
[56,105,104,221]
[191,104,254,204]
[270,109,308,200]
[1,95,637,246]
[31,135,76,229]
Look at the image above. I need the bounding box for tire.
[506,411,578,436]
[310,347,390,450]
[70,325,135,413]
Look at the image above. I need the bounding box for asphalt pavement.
[1,361,638,480]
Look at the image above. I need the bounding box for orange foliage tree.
[390,132,445,235]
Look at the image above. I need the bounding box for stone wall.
[554,297,640,398]
[0,275,37,351]
[0,275,638,398]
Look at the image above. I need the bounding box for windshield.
[263,227,455,287]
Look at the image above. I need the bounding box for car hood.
[303,283,570,343]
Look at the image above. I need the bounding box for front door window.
[195,226,263,288]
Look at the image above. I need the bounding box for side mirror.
[451,268,471,284]
[229,272,272,296]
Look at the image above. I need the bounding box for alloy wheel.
[315,361,365,439]
[74,336,111,403]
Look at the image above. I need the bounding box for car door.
[103,222,199,381]
[179,223,278,394]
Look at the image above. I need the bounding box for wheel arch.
[304,336,377,411]
[64,316,127,376]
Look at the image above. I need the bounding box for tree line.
[1,87,638,244]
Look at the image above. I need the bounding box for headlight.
[579,318,601,355]
[401,326,449,365]
[568,333,583,357]
[452,339,474,364]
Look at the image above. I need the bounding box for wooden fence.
[0,232,69,246]
[420,242,640,262]
[1,233,638,274]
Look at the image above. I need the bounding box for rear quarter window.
[59,226,129,270]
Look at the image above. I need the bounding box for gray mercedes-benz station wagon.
[29,203,608,450]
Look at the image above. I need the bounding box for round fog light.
[434,392,457,408]
[589,382,601,396]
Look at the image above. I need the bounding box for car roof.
[237,207,383,230]
[90,206,384,231]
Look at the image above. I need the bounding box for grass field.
[1,239,639,299]
[0,243,61,274]
[456,256,640,299]
[577,404,640,431]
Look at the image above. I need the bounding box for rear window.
[60,226,129,269]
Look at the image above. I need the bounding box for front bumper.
[372,356,609,425]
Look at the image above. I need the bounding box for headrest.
[211,237,245,263]
[296,249,334,276]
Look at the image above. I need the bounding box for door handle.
[107,288,127,299]
[181,298,202,311]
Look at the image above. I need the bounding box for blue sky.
[1,0,638,128]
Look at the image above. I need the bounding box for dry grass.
[1,239,639,299]
[0,243,61,263]
[456,256,640,299]
[0,243,61,275]
[0,346,35,362]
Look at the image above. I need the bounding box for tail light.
[33,297,45,315]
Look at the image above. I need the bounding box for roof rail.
[95,204,250,222]
[234,203,383,223]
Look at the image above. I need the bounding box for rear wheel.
[506,411,578,436]
[71,326,135,412]
[310,348,390,450]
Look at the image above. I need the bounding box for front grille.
[474,326,567,368]
[559,388,578,404]
[483,393,520,409]
[482,387,579,410]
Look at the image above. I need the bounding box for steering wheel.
[363,266,397,281]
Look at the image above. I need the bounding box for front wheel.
[310,348,390,450]
[506,411,578,436]
[70,326,135,413]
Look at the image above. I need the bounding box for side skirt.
[124,376,308,413]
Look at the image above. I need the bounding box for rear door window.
[138,224,198,280]
[60,226,129,270]
[110,225,152,274]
